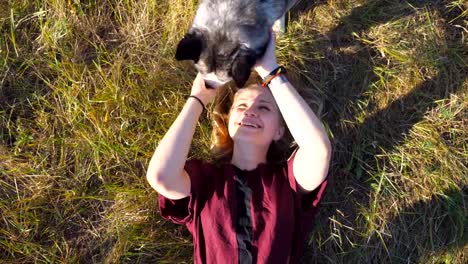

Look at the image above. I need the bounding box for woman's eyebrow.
[235,98,273,105]
[259,99,273,105]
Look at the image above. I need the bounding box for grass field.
[0,0,466,263]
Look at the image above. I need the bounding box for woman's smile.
[238,118,263,129]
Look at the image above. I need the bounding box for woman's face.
[228,87,284,146]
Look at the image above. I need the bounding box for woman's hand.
[254,31,280,79]
[190,73,218,106]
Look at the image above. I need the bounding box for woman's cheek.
[227,118,237,137]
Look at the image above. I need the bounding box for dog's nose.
[215,71,230,82]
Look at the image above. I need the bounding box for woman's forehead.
[234,88,274,103]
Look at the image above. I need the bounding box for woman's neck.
[230,141,269,171]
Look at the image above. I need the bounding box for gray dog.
[175,0,298,88]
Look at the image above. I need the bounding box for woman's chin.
[231,134,270,146]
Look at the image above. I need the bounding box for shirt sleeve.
[158,159,207,225]
[286,148,328,215]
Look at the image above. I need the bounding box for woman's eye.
[260,106,270,111]
[237,104,247,108]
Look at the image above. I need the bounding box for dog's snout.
[215,70,230,81]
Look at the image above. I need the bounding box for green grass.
[1,0,467,263]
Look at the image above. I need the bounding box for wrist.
[187,95,207,112]
[267,74,288,88]
[261,66,287,88]
[190,94,211,106]
[256,63,279,79]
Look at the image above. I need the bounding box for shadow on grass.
[290,1,467,263]
[384,185,467,263]
[0,59,47,148]
[0,1,53,148]
[304,185,467,263]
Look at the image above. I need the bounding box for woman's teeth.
[240,122,259,128]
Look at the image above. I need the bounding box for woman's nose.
[244,108,259,117]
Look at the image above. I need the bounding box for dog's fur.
[175,0,298,88]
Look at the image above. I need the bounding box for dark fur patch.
[175,31,204,62]
[231,50,257,88]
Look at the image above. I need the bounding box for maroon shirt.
[158,150,328,263]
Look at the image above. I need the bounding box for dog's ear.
[231,50,256,88]
[175,31,204,62]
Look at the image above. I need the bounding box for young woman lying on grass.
[147,32,331,263]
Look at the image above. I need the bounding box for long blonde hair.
[209,83,295,165]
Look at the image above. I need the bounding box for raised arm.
[254,33,332,193]
[146,74,217,199]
